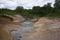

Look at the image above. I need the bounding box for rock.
[13,14,25,22]
[30,18,38,22]
[32,17,60,40]
[34,17,55,31]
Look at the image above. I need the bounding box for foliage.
[0,0,60,18]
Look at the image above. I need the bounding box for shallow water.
[11,21,34,40]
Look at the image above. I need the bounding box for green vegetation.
[0,0,60,18]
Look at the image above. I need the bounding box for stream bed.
[11,21,34,40]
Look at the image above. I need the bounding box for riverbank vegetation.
[0,0,60,19]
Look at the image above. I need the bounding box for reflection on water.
[21,21,34,32]
[11,21,34,40]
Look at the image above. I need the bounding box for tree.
[32,6,41,16]
[43,3,52,13]
[15,6,24,13]
[54,0,60,12]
